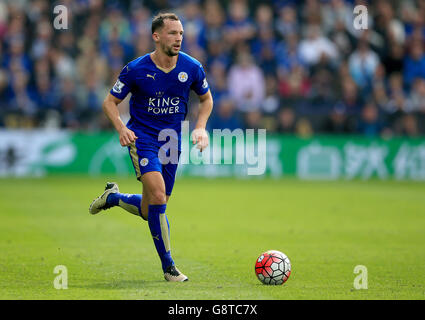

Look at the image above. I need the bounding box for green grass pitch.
[0,176,424,300]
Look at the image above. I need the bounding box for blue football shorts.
[127,132,180,196]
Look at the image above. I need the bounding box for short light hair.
[151,13,180,34]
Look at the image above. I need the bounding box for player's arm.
[192,90,213,152]
[102,93,138,147]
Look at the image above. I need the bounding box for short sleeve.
[110,64,133,100]
[191,64,209,96]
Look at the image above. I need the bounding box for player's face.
[156,19,184,57]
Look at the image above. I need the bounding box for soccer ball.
[255,250,291,285]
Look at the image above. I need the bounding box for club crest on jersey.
[178,72,188,83]
[112,79,125,93]
[140,158,149,167]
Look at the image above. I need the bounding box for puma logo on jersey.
[147,73,156,80]
[152,234,160,241]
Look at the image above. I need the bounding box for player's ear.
[152,32,159,42]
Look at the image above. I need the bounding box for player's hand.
[118,127,138,147]
[191,128,209,152]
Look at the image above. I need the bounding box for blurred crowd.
[0,0,424,137]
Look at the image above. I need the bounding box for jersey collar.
[149,52,179,74]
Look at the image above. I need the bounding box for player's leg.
[139,143,173,220]
[89,182,143,217]
[106,188,143,216]
[140,184,149,221]
[95,142,169,220]
[159,157,187,281]
[142,171,187,281]
[89,141,146,217]
[115,137,173,219]
[95,182,168,219]
[140,190,170,221]
[141,172,173,270]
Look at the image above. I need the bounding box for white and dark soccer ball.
[255,250,291,285]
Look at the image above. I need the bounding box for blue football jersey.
[110,51,209,137]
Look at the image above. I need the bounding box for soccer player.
[89,13,213,282]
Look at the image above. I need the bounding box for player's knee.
[149,190,166,205]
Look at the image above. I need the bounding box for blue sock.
[148,204,174,272]
[106,193,142,217]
